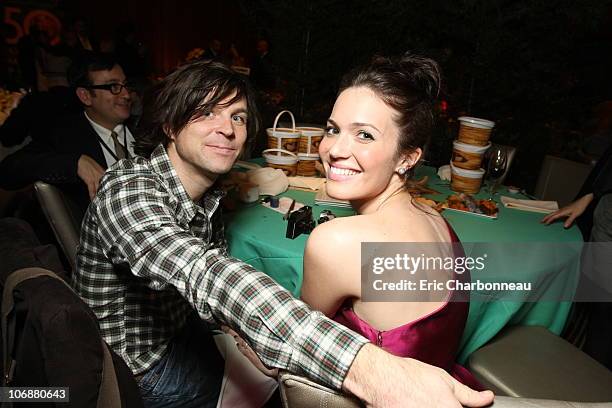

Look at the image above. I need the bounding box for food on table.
[478,199,498,216]
[413,193,498,217]
[447,193,498,217]
[447,194,469,211]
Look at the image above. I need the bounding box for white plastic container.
[452,141,491,170]
[263,148,298,176]
[450,163,485,193]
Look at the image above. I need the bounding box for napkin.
[288,176,326,191]
[247,168,288,196]
[314,187,351,208]
[500,196,559,213]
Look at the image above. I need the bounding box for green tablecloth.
[224,165,583,363]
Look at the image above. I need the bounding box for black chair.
[33,181,82,270]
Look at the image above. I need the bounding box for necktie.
[110,131,127,160]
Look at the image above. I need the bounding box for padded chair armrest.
[467,326,612,402]
[491,397,612,408]
[278,371,612,408]
[278,371,362,408]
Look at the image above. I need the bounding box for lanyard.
[96,125,129,162]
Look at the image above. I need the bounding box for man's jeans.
[138,314,224,408]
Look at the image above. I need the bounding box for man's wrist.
[280,311,368,389]
[342,343,385,404]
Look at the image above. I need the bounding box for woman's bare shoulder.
[303,216,364,314]
[307,214,371,252]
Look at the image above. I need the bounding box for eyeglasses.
[86,83,133,95]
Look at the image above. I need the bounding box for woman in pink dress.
[301,53,481,389]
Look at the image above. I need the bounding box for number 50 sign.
[3,6,62,45]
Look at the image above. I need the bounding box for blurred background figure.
[227,43,246,67]
[71,17,98,53]
[35,27,76,90]
[250,38,278,92]
[580,101,612,165]
[17,25,49,91]
[248,38,286,158]
[202,38,223,62]
[542,141,612,370]
[114,22,149,79]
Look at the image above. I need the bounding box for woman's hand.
[222,326,279,378]
[541,193,594,228]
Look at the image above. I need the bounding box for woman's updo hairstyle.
[338,53,441,181]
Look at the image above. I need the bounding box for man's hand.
[343,344,494,408]
[77,155,105,200]
[541,193,594,228]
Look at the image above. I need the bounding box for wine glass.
[485,146,507,199]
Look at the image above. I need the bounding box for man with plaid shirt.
[73,60,493,408]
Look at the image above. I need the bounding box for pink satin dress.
[333,223,483,390]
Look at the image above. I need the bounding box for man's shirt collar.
[84,111,124,137]
[149,144,224,221]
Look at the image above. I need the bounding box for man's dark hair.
[67,51,119,88]
[134,60,260,157]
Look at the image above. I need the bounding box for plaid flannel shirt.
[73,145,367,389]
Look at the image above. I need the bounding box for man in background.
[0,52,135,219]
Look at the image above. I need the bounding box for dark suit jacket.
[0,218,144,408]
[577,143,612,239]
[251,53,279,91]
[0,112,108,219]
[0,88,81,147]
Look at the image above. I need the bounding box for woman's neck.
[351,182,410,215]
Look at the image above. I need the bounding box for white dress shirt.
[84,112,135,168]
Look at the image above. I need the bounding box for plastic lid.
[266,128,300,137]
[263,149,298,164]
[458,116,495,129]
[296,127,324,135]
[453,140,491,153]
[298,153,320,159]
[450,162,485,178]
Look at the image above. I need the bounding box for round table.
[224,166,583,363]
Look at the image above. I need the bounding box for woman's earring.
[397,167,407,176]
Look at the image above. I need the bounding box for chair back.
[33,181,82,270]
[534,155,593,205]
[1,266,143,407]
